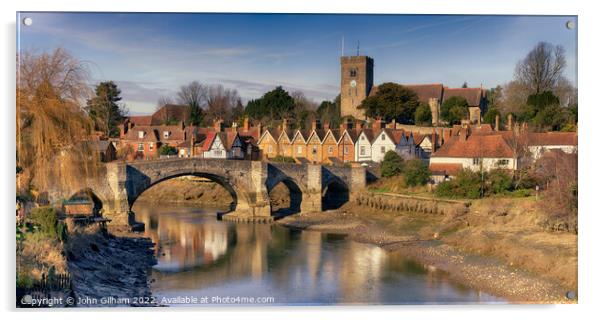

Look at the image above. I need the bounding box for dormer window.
[138,131,144,139]
[163,131,170,139]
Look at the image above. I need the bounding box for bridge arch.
[128,172,240,213]
[266,176,303,217]
[322,176,349,211]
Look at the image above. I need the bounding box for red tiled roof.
[442,87,484,107]
[200,132,217,152]
[404,84,445,104]
[528,132,577,146]
[429,163,463,176]
[128,115,152,126]
[432,134,514,158]
[151,104,190,125]
[123,126,159,142]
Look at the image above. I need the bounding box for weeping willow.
[17,48,100,196]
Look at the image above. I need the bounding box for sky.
[17,12,577,115]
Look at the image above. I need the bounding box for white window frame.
[138,143,144,151]
[138,131,144,139]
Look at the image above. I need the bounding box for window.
[360,146,366,155]
[381,146,385,154]
[149,142,154,151]
[138,143,144,151]
[297,146,303,154]
[214,149,222,156]
[344,146,349,155]
[312,146,318,154]
[361,136,365,140]
[350,69,357,77]
[497,159,509,166]
[328,146,334,154]
[381,134,385,141]
[163,131,170,139]
[473,158,481,165]
[267,145,273,153]
[138,131,144,139]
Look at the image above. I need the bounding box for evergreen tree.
[381,150,404,177]
[85,81,126,137]
[358,83,419,124]
[414,103,432,125]
[440,96,469,125]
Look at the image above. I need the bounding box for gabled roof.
[432,134,514,158]
[223,131,240,150]
[307,129,326,144]
[404,84,445,104]
[323,129,341,144]
[277,129,294,143]
[257,128,279,145]
[200,132,218,152]
[291,129,311,144]
[358,128,376,143]
[442,87,484,107]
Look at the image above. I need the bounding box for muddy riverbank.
[276,198,577,304]
[65,225,156,307]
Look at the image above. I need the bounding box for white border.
[2,1,600,319]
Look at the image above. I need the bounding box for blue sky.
[17,12,577,115]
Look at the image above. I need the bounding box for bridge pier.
[300,164,322,213]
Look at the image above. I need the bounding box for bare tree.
[156,95,174,109]
[177,81,207,125]
[515,42,566,94]
[498,80,531,116]
[205,85,240,124]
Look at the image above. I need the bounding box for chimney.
[119,125,125,139]
[127,121,133,131]
[507,114,513,130]
[214,118,223,132]
[372,118,382,131]
[324,122,330,131]
[281,118,288,131]
[440,128,445,145]
[243,117,249,131]
[311,119,318,130]
[355,120,362,130]
[181,121,185,130]
[431,129,437,153]
[257,122,263,136]
[495,114,500,131]
[461,128,468,142]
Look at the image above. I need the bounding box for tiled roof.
[123,126,159,142]
[432,134,514,158]
[442,87,484,107]
[404,84,445,104]
[128,115,153,126]
[200,132,217,152]
[151,104,190,125]
[429,163,463,176]
[528,132,577,146]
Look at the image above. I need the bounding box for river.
[133,203,504,305]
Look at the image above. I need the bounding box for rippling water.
[133,203,504,305]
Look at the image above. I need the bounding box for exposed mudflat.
[65,226,157,307]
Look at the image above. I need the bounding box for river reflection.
[133,203,504,305]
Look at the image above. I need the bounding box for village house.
[429,129,517,177]
[321,128,341,163]
[527,132,578,160]
[339,128,358,163]
[257,128,280,159]
[355,128,375,162]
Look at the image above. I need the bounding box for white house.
[355,129,375,162]
[429,133,517,173]
[527,132,577,161]
[370,129,417,162]
[201,132,227,159]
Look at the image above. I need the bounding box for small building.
[527,132,578,161]
[355,128,375,162]
[429,163,463,184]
[430,131,517,172]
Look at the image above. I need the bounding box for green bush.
[455,169,482,199]
[29,206,58,239]
[435,169,482,199]
[488,169,513,194]
[159,144,178,156]
[381,150,404,177]
[403,159,430,186]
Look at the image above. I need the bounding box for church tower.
[340,55,374,120]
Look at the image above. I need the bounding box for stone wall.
[354,192,469,216]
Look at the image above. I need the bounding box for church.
[339,55,488,125]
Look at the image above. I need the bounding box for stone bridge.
[58,158,366,224]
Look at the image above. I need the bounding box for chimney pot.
[495,114,500,131]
